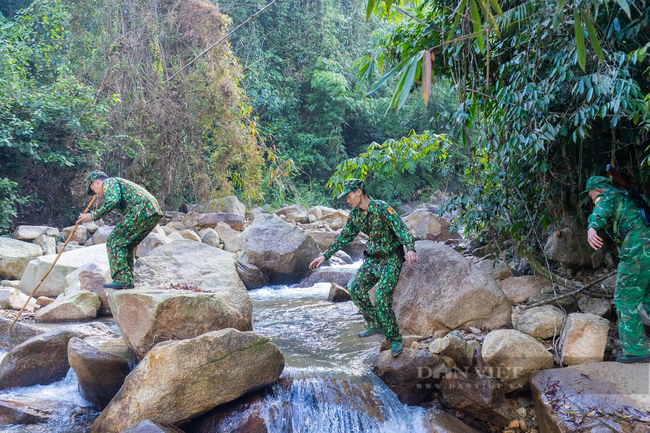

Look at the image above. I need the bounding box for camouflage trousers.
[348,253,403,342]
[106,214,161,285]
[615,254,650,357]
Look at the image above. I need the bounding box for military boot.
[357,327,384,338]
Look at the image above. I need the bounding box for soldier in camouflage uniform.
[77,171,163,289]
[585,175,650,363]
[309,179,418,357]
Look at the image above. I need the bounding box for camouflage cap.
[85,170,108,195]
[582,176,612,194]
[338,178,364,199]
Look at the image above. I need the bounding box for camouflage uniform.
[323,199,415,342]
[90,177,163,285]
[587,183,650,357]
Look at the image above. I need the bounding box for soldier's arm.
[91,180,121,221]
[587,194,615,231]
[323,217,360,260]
[380,203,416,251]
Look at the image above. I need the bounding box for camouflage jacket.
[91,178,162,222]
[587,186,650,273]
[323,199,415,260]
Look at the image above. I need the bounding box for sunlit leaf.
[614,0,631,19]
[574,11,586,71]
[470,0,484,52]
[366,0,376,21]
[447,0,468,41]
[582,10,604,62]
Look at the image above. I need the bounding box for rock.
[512,305,565,339]
[120,419,186,433]
[0,287,36,312]
[179,229,201,242]
[68,336,138,408]
[498,275,550,304]
[577,296,611,318]
[0,317,46,351]
[481,329,554,393]
[11,225,51,241]
[135,232,172,257]
[328,283,351,302]
[91,329,284,433]
[35,296,55,307]
[544,228,591,267]
[0,397,60,424]
[332,250,353,264]
[83,221,100,234]
[440,372,512,426]
[315,209,349,226]
[57,240,81,253]
[306,230,367,260]
[429,336,451,354]
[181,390,271,433]
[475,259,513,280]
[527,292,580,313]
[165,221,186,232]
[558,313,609,365]
[1,279,19,288]
[308,205,336,219]
[62,263,112,316]
[531,362,650,433]
[406,211,459,241]
[168,232,184,241]
[92,226,114,245]
[62,225,88,244]
[198,228,220,248]
[34,290,101,322]
[388,241,511,336]
[46,226,62,237]
[293,211,310,224]
[442,334,480,369]
[276,204,307,218]
[208,195,246,218]
[33,234,56,255]
[306,230,338,251]
[0,238,43,280]
[85,236,95,246]
[373,348,448,405]
[236,259,269,290]
[112,240,252,358]
[0,323,113,389]
[240,214,320,285]
[297,266,358,288]
[182,212,244,231]
[215,222,243,253]
[18,244,110,297]
[424,408,481,433]
[330,218,344,231]
[379,335,424,352]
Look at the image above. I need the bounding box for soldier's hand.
[405,250,418,266]
[587,227,603,250]
[309,256,326,269]
[77,213,93,224]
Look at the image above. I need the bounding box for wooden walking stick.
[9,195,97,330]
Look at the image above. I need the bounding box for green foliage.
[0,178,30,233]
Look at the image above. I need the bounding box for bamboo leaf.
[574,11,586,71]
[470,0,484,52]
[553,0,565,31]
[422,50,432,107]
[582,10,604,62]
[614,0,631,19]
[389,52,424,111]
[385,0,392,14]
[366,0,376,21]
[488,0,503,16]
[367,55,412,95]
[447,0,468,41]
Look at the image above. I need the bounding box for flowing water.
[0,263,429,432]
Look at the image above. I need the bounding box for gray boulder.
[33,234,56,255]
[11,225,51,241]
[92,226,114,245]
[62,225,88,244]
[34,290,101,323]
[208,195,246,218]
[215,222,243,253]
[512,305,565,339]
[0,238,43,280]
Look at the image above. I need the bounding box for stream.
[0,263,430,432]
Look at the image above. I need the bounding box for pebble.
[519,418,528,431]
[509,420,520,429]
[517,407,527,417]
[469,326,482,334]
[428,336,450,354]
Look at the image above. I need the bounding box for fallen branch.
[522,271,616,310]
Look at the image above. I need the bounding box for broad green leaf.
[614,0,631,19]
[470,0,484,52]
[574,11,586,71]
[447,0,468,41]
[582,10,604,62]
[367,55,412,95]
[366,0,376,21]
[385,0,392,14]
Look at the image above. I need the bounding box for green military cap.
[85,170,108,195]
[582,176,612,194]
[338,178,364,199]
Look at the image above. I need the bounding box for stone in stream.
[424,408,481,433]
[240,214,320,285]
[373,348,449,405]
[558,313,609,366]
[0,397,62,425]
[236,258,269,290]
[120,419,186,433]
[34,290,101,322]
[0,322,113,389]
[112,240,252,358]
[61,262,112,316]
[439,372,513,427]
[0,237,43,280]
[91,329,285,433]
[305,229,368,261]
[481,329,554,394]
[530,362,650,432]
[18,244,110,298]
[0,317,46,351]
[383,240,511,336]
[68,336,139,408]
[296,266,358,288]
[328,283,351,302]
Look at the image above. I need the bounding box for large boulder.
[0,397,62,425]
[236,259,268,290]
[424,408,481,433]
[481,329,554,393]
[112,240,252,358]
[182,212,244,231]
[198,228,220,248]
[328,283,351,302]
[215,222,243,253]
[406,211,459,241]
[68,335,138,408]
[296,266,358,288]
[11,225,52,241]
[512,305,565,339]
[92,226,114,245]
[0,317,46,351]
[208,195,246,218]
[240,214,320,285]
[34,290,101,322]
[558,313,609,366]
[121,420,185,433]
[91,329,285,433]
[531,362,650,433]
[372,348,448,405]
[497,275,550,304]
[474,259,513,281]
[0,238,43,280]
[62,225,88,244]
[0,322,113,389]
[544,228,592,267]
[33,234,56,255]
[63,263,112,316]
[389,241,512,336]
[18,244,110,297]
[430,333,480,370]
[306,230,367,260]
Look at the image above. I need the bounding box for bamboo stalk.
[9,196,97,330]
